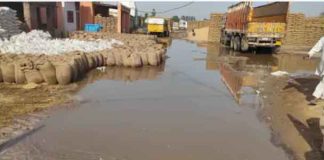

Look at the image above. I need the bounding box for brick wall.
[208,13,223,42]
[284,13,324,46]
[94,15,117,33]
[187,20,210,31]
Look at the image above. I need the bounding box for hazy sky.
[136,2,324,20]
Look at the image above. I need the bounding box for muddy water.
[0,40,290,160]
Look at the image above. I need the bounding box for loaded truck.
[146,17,170,37]
[220,2,289,52]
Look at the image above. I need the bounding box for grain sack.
[94,55,100,67]
[75,57,84,77]
[97,53,104,67]
[0,66,3,82]
[69,59,79,82]
[106,52,115,66]
[130,54,142,67]
[55,63,72,85]
[38,61,57,85]
[139,53,148,65]
[122,53,132,67]
[148,53,158,66]
[114,52,123,66]
[1,62,15,83]
[156,52,161,65]
[87,55,96,69]
[25,70,44,84]
[14,63,26,84]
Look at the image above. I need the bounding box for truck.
[220,2,289,52]
[146,17,170,37]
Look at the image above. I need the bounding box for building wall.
[117,3,130,33]
[63,2,77,32]
[94,15,117,32]
[80,2,94,30]
[187,20,210,31]
[282,13,324,46]
[208,13,223,42]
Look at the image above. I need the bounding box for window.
[67,11,74,23]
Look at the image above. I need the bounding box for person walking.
[307,37,324,105]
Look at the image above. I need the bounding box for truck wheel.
[240,36,249,52]
[230,37,235,49]
[233,36,241,51]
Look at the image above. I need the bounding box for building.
[0,2,132,36]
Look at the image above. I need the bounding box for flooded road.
[1,40,291,160]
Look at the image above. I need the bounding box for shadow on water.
[287,114,324,160]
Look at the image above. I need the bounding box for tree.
[181,16,185,20]
[172,15,180,22]
[151,9,156,17]
[144,13,148,19]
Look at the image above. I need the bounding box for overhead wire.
[136,1,194,14]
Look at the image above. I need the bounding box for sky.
[136,2,324,20]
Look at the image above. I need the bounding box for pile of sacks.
[0,7,22,39]
[0,31,166,85]
[0,30,123,54]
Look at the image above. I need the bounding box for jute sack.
[122,53,132,67]
[156,52,161,65]
[38,61,57,85]
[25,70,44,84]
[1,62,15,83]
[93,54,100,68]
[148,52,158,66]
[139,53,148,66]
[75,57,84,78]
[0,65,3,82]
[69,59,79,82]
[106,52,116,66]
[130,54,142,68]
[55,63,72,85]
[86,55,95,69]
[79,53,89,71]
[97,53,104,67]
[114,52,123,66]
[14,62,27,84]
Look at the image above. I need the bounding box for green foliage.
[172,15,180,22]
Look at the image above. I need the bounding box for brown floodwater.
[0,40,306,160]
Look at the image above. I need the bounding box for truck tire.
[233,36,241,51]
[240,36,249,52]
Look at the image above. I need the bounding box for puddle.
[0,40,290,160]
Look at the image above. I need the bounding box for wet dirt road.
[0,40,290,160]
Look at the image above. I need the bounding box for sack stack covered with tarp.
[0,31,167,85]
[0,7,22,39]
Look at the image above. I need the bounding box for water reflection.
[204,42,319,106]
